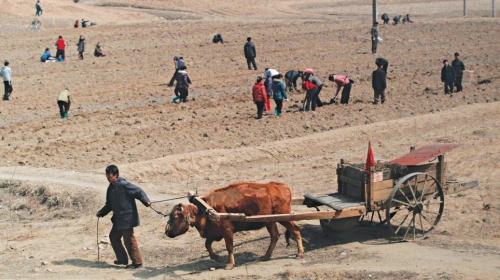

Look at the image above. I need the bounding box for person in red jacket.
[54,35,67,61]
[252,76,266,119]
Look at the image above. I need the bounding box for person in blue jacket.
[40,48,55,62]
[272,74,288,116]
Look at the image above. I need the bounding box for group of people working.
[40,35,106,63]
[251,67,360,119]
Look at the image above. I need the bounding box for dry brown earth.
[0,0,499,279]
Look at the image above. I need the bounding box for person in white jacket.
[1,61,12,101]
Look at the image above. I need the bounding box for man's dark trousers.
[444,80,454,94]
[255,101,264,119]
[340,83,352,104]
[455,75,463,92]
[3,81,11,100]
[109,226,143,265]
[246,58,257,70]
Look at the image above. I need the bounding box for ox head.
[165,203,192,238]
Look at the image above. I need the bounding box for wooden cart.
[189,144,478,241]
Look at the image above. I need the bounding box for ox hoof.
[260,255,271,261]
[210,255,223,262]
[224,264,234,270]
[295,253,304,259]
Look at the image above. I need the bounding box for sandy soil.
[0,0,499,279]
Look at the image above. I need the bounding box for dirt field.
[0,0,499,279]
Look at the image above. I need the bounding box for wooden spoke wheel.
[386,172,444,241]
[358,210,396,227]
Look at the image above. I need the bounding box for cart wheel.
[386,172,444,241]
[358,210,396,227]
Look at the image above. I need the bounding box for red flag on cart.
[365,141,375,173]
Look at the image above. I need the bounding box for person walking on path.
[328,74,352,104]
[285,70,303,92]
[272,74,288,116]
[452,52,465,92]
[36,0,42,16]
[76,35,86,60]
[168,56,185,87]
[94,42,106,57]
[252,76,266,119]
[371,22,379,54]
[441,60,456,94]
[372,63,387,104]
[1,62,12,101]
[55,36,67,61]
[244,37,257,70]
[96,165,151,269]
[172,65,191,104]
[57,88,71,118]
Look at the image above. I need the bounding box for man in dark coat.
[372,63,387,104]
[381,13,389,24]
[451,52,465,92]
[371,22,379,54]
[441,60,456,94]
[393,15,401,25]
[285,70,303,92]
[244,37,257,70]
[96,165,151,269]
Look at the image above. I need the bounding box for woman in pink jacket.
[329,74,353,104]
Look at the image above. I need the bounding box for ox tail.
[285,230,291,248]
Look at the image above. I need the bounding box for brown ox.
[165,182,304,270]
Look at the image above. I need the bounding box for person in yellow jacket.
[57,88,71,118]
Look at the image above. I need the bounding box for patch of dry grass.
[0,180,101,221]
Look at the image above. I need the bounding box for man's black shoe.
[126,264,142,269]
[114,260,128,265]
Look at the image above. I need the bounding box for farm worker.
[264,68,278,111]
[452,52,465,92]
[284,70,303,92]
[371,22,379,54]
[302,76,319,112]
[57,88,71,118]
[393,15,401,25]
[94,42,106,57]
[272,74,288,116]
[1,61,12,101]
[173,65,191,104]
[372,63,387,105]
[35,0,42,16]
[381,13,389,24]
[74,20,79,28]
[55,35,67,61]
[303,69,324,108]
[328,74,353,104]
[41,48,56,62]
[441,60,456,94]
[81,19,89,28]
[252,76,266,119]
[76,35,86,60]
[244,37,257,70]
[96,165,151,269]
[402,14,413,23]
[168,56,185,87]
